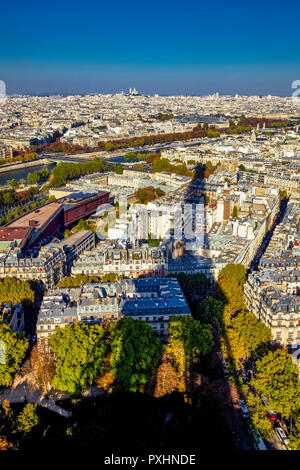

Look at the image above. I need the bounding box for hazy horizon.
[1,0,300,96]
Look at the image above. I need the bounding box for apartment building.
[72,243,167,278]
[0,230,95,288]
[244,202,300,349]
[244,272,300,347]
[36,277,191,341]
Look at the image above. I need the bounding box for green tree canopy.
[50,157,106,187]
[50,322,107,394]
[113,163,123,174]
[0,322,28,387]
[109,317,162,392]
[196,296,224,332]
[16,403,39,434]
[245,391,273,438]
[227,310,272,362]
[218,263,247,286]
[250,350,300,419]
[177,273,210,303]
[167,316,213,374]
[7,179,18,189]
[0,278,35,306]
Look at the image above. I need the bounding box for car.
[275,426,290,449]
[267,410,277,422]
[239,399,250,419]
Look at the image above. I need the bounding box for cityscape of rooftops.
[0,0,300,461]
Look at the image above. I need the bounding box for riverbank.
[0,161,55,187]
[0,158,50,175]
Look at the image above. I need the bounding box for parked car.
[266,409,278,423]
[239,399,250,419]
[275,426,290,450]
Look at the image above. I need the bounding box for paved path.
[0,377,107,419]
[0,383,70,418]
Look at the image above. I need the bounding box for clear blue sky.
[0,0,299,95]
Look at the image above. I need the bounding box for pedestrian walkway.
[0,382,70,418]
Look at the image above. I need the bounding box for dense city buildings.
[0,90,300,452]
[37,277,191,341]
[244,202,300,350]
[0,226,95,288]
[2,0,300,454]
[0,93,299,152]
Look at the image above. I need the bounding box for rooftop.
[7,202,63,230]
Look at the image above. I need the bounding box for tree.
[218,263,246,286]
[27,168,49,185]
[109,318,162,392]
[0,435,12,450]
[7,179,18,189]
[57,274,102,288]
[289,416,300,450]
[231,205,238,218]
[113,163,123,174]
[0,277,35,306]
[124,152,137,161]
[167,316,213,376]
[101,273,120,282]
[95,371,115,391]
[279,189,288,200]
[227,310,272,362]
[250,350,300,419]
[245,392,273,438]
[203,193,210,205]
[135,186,158,204]
[2,191,14,206]
[0,322,28,387]
[50,157,105,187]
[21,343,56,394]
[70,218,96,234]
[50,322,107,394]
[64,229,71,239]
[196,297,224,332]
[154,361,178,398]
[105,142,115,151]
[155,187,165,198]
[177,273,210,303]
[1,400,12,419]
[16,403,39,434]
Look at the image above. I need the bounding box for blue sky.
[0,0,299,95]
